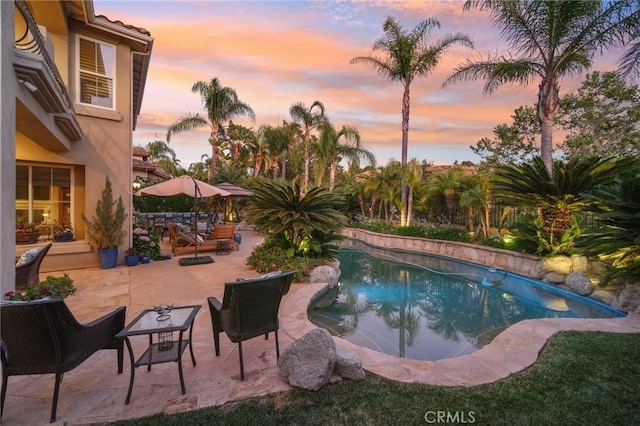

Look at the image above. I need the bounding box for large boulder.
[612,285,640,313]
[570,255,590,273]
[309,265,340,288]
[590,289,617,306]
[543,272,566,284]
[543,256,573,275]
[563,272,594,296]
[278,328,337,391]
[334,346,365,381]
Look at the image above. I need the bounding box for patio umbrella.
[215,182,253,197]
[139,175,231,198]
[138,175,231,266]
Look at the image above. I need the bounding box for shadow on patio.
[2,230,302,425]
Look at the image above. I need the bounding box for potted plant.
[82,177,127,269]
[124,247,139,266]
[132,227,161,261]
[15,222,41,244]
[140,252,151,264]
[3,273,76,302]
[53,223,74,242]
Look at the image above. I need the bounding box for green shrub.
[246,238,327,281]
[394,225,429,238]
[246,180,347,259]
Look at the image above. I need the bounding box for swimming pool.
[307,241,625,361]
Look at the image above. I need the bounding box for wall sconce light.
[132,177,142,191]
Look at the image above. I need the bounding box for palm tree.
[351,16,473,227]
[403,158,425,226]
[245,128,270,177]
[460,176,492,237]
[372,162,403,222]
[316,122,375,192]
[167,78,255,180]
[280,120,302,180]
[445,0,640,172]
[428,167,468,224]
[154,156,183,177]
[289,101,326,192]
[145,139,176,163]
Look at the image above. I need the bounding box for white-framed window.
[16,164,73,228]
[76,35,115,109]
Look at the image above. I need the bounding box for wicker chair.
[15,243,52,290]
[0,299,126,423]
[207,271,295,380]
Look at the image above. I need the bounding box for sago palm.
[577,168,640,283]
[245,180,348,257]
[493,156,629,252]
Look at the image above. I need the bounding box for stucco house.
[1,0,153,295]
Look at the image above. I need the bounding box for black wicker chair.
[15,243,52,290]
[0,299,126,423]
[207,271,295,380]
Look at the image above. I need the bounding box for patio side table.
[115,305,201,404]
[215,238,231,255]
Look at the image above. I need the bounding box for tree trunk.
[538,78,560,172]
[281,152,287,179]
[208,136,218,181]
[400,85,410,226]
[303,131,310,192]
[254,155,262,177]
[407,186,413,226]
[329,161,337,192]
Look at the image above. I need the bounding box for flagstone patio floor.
[3,229,640,425]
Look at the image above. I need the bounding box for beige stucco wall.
[2,0,18,297]
[13,3,138,270]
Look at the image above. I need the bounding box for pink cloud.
[94,0,627,167]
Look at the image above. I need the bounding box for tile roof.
[133,158,171,179]
[94,15,151,36]
[132,146,149,157]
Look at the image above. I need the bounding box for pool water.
[307,242,624,361]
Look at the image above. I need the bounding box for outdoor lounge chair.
[15,243,52,291]
[207,271,295,380]
[207,224,240,250]
[167,222,237,255]
[0,299,126,423]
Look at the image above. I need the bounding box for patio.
[3,229,640,425]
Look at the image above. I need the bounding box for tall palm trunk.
[400,85,410,226]
[538,77,560,172]
[254,154,263,177]
[208,135,218,181]
[407,186,414,227]
[281,152,287,179]
[303,130,311,192]
[329,161,337,192]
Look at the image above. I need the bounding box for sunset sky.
[94,0,623,168]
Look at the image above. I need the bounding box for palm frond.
[166,113,210,142]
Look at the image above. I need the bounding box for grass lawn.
[113,331,640,426]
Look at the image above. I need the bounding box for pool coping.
[281,283,640,387]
